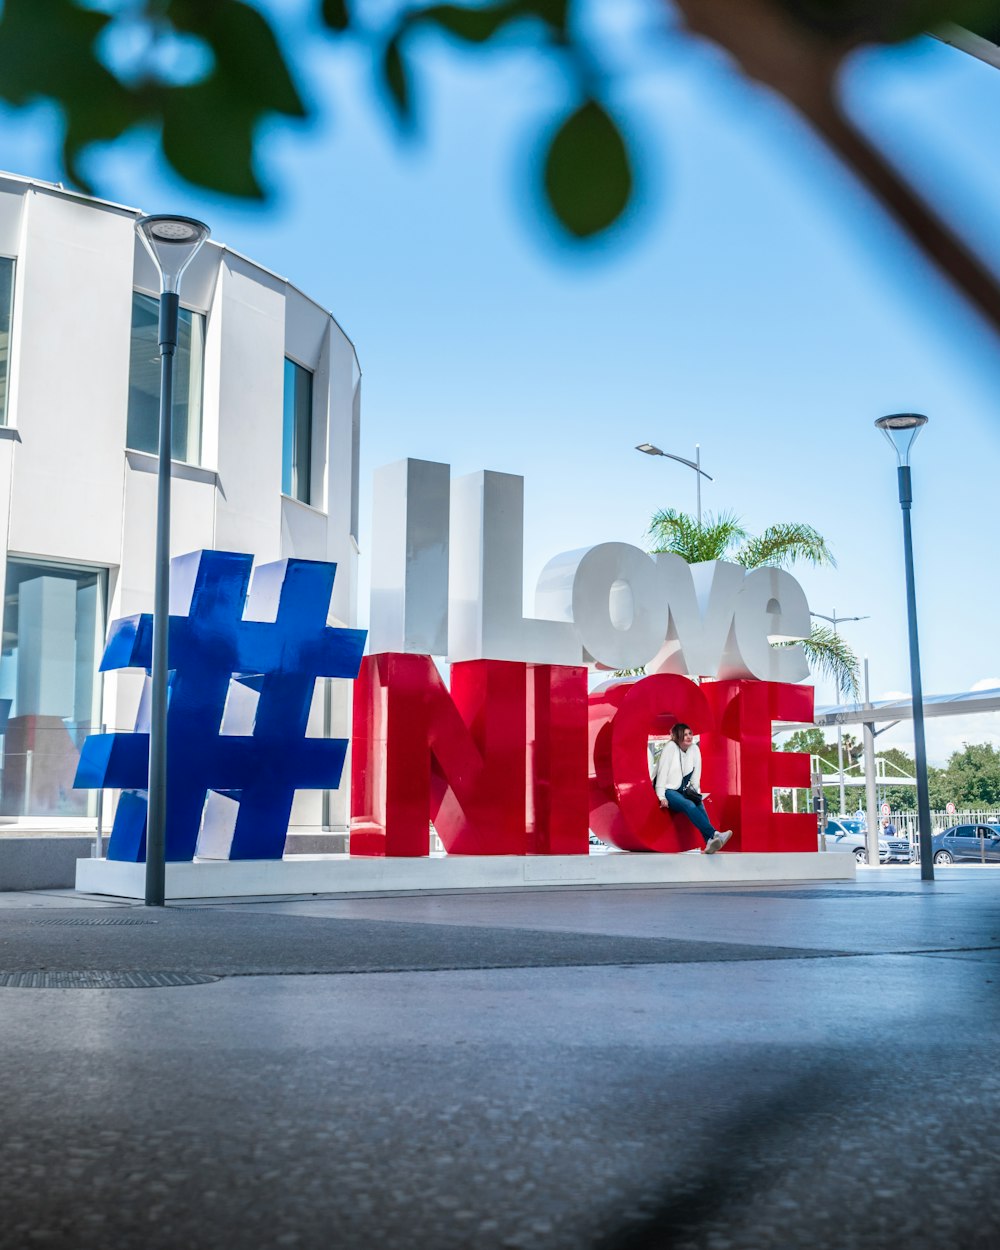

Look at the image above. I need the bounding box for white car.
[819,817,910,865]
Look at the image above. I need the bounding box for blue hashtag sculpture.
[74,550,366,863]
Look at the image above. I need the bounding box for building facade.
[0,174,361,834]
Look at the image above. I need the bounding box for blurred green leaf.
[413,0,570,42]
[168,0,305,120]
[153,0,307,198]
[543,99,631,238]
[0,0,992,245]
[0,0,307,199]
[321,0,351,33]
[382,33,411,124]
[961,6,1000,41]
[157,81,263,198]
[0,0,135,191]
[417,3,523,43]
[777,0,999,42]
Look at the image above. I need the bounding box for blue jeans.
[664,770,717,844]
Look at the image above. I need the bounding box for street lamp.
[810,609,869,821]
[135,214,210,906]
[875,412,933,882]
[635,443,713,525]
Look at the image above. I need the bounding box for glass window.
[127,292,205,463]
[0,257,13,425]
[351,380,360,539]
[0,560,107,817]
[283,358,313,504]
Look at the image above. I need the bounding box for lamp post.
[875,412,933,882]
[135,214,210,907]
[635,443,713,525]
[810,609,869,820]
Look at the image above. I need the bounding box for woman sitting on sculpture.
[653,723,733,855]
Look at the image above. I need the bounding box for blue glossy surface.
[75,550,366,862]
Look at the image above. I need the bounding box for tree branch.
[672,0,1000,339]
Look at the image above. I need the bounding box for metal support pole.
[898,465,934,881]
[695,444,702,526]
[145,291,179,907]
[830,609,846,813]
[862,660,879,865]
[836,725,846,816]
[812,758,826,848]
[863,724,879,865]
[93,721,106,859]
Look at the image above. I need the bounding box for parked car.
[818,817,911,865]
[930,824,1000,865]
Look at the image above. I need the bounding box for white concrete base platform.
[75,851,854,900]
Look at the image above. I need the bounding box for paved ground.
[0,866,998,1249]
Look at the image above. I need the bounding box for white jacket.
[653,740,702,802]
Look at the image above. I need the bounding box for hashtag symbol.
[75,550,366,862]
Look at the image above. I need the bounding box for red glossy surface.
[589,676,816,853]
[353,657,817,857]
[352,655,589,856]
[526,664,590,855]
[703,680,816,853]
[589,675,711,852]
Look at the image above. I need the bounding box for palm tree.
[646,508,860,699]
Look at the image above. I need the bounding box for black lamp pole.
[876,413,933,882]
[135,214,210,906]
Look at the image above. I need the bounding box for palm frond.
[799,624,860,700]
[736,523,836,570]
[647,508,748,564]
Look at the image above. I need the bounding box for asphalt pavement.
[0,866,997,1249]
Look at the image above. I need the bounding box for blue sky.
[1,0,996,764]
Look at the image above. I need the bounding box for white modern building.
[0,173,361,835]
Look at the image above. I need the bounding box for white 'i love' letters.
[368,458,812,682]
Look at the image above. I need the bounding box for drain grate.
[692,889,941,900]
[29,917,156,926]
[0,970,219,989]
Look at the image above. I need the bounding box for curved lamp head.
[875,413,928,467]
[136,214,210,294]
[635,442,713,479]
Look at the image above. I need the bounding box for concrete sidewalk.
[0,867,997,1248]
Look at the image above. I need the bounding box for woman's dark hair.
[670,723,691,745]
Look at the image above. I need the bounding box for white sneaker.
[715,830,733,851]
[702,834,723,855]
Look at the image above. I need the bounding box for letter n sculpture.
[74,550,366,862]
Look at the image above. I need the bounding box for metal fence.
[889,810,1000,846]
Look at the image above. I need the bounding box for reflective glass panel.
[0,257,14,425]
[127,292,205,463]
[0,560,107,817]
[283,358,313,504]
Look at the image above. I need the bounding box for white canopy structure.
[813,686,1000,730]
[779,687,1000,842]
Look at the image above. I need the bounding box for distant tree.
[779,728,850,815]
[877,745,920,813]
[933,743,1000,809]
[781,737,1000,818]
[783,728,827,758]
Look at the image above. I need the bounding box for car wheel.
[853,847,868,865]
[933,850,953,866]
